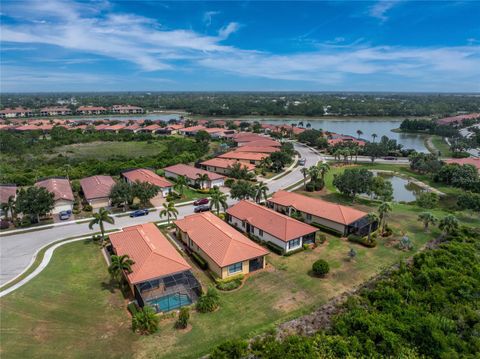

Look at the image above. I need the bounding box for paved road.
[0,143,322,286]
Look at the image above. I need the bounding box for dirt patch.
[31,322,49,342]
[273,291,308,312]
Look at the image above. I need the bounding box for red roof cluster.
[35,177,74,202]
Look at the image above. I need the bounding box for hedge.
[266,241,285,255]
[216,274,244,291]
[311,222,343,237]
[191,251,208,269]
[284,246,305,256]
[347,234,377,248]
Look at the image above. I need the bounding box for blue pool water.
[147,293,192,312]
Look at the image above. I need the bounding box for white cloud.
[369,0,401,22]
[218,22,241,40]
[203,11,220,27]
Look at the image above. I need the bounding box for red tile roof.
[234,146,280,153]
[444,157,480,171]
[175,212,269,267]
[233,133,268,142]
[0,185,16,203]
[163,164,225,181]
[437,113,480,125]
[218,151,268,161]
[239,139,281,147]
[35,178,74,202]
[200,158,256,171]
[181,125,207,133]
[122,168,172,188]
[104,124,126,131]
[141,124,162,131]
[80,175,116,200]
[110,223,191,284]
[227,201,317,242]
[268,191,367,225]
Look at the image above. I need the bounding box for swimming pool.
[147,293,192,312]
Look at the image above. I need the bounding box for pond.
[370,171,425,202]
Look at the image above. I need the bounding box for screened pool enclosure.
[134,270,201,313]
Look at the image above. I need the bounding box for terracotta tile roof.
[234,146,280,153]
[437,113,480,125]
[227,201,317,242]
[80,175,116,200]
[0,185,16,203]
[123,124,141,131]
[218,151,268,161]
[104,124,126,131]
[174,212,269,267]
[35,177,74,202]
[14,125,43,131]
[166,124,184,130]
[444,157,480,171]
[268,191,367,225]
[122,168,172,188]
[110,223,191,284]
[233,133,268,142]
[163,164,225,181]
[95,124,110,130]
[181,125,207,133]
[142,124,162,131]
[239,139,281,147]
[203,127,225,134]
[200,158,256,171]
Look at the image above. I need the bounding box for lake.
[371,171,425,202]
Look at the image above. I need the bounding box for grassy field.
[52,141,168,160]
[1,162,474,358]
[429,135,451,157]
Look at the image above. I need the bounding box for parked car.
[194,198,209,206]
[298,158,306,166]
[383,156,397,161]
[59,211,71,220]
[194,205,210,213]
[130,209,149,218]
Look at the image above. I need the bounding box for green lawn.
[1,163,474,358]
[52,141,167,160]
[430,135,451,157]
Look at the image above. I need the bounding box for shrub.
[129,203,140,210]
[211,339,249,359]
[175,307,190,329]
[305,182,315,192]
[348,234,377,248]
[191,252,208,270]
[266,241,284,255]
[83,204,93,212]
[284,247,305,256]
[312,259,330,277]
[381,225,393,237]
[316,234,327,244]
[127,302,139,316]
[416,192,439,209]
[224,178,235,188]
[0,220,10,229]
[132,306,159,335]
[313,179,325,191]
[216,275,243,291]
[196,287,220,313]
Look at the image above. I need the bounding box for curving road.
[0,143,322,286]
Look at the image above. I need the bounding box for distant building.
[111,105,144,114]
[444,157,480,171]
[0,107,34,118]
[40,107,72,116]
[163,164,225,189]
[77,106,107,115]
[217,151,268,165]
[200,158,256,175]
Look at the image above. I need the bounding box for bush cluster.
[312,259,330,277]
[196,287,220,313]
[347,234,377,248]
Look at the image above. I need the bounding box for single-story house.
[35,177,74,214]
[138,124,162,134]
[122,124,142,133]
[200,158,256,175]
[109,223,201,313]
[103,124,127,133]
[234,146,280,154]
[175,212,269,279]
[80,175,116,209]
[0,184,17,218]
[156,124,184,135]
[226,200,318,253]
[179,125,207,136]
[238,139,282,147]
[217,151,268,165]
[163,164,225,189]
[444,157,480,172]
[267,191,375,236]
[121,168,173,197]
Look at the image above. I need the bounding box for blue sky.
[1,0,479,92]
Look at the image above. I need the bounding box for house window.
[242,221,246,228]
[306,213,312,221]
[288,238,301,249]
[259,229,263,237]
[228,262,243,274]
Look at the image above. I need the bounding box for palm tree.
[366,212,379,243]
[89,207,114,246]
[1,195,16,222]
[377,202,392,234]
[209,187,228,215]
[132,306,159,335]
[301,167,309,189]
[356,129,363,139]
[254,182,269,203]
[308,165,320,182]
[196,173,210,189]
[438,214,459,236]
[417,212,438,232]
[317,162,330,180]
[259,157,272,171]
[159,199,178,225]
[108,254,134,284]
[174,175,188,197]
[372,133,378,143]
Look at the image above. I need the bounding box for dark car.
[194,205,210,213]
[193,198,209,206]
[129,209,149,218]
[298,158,306,166]
[59,210,71,220]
